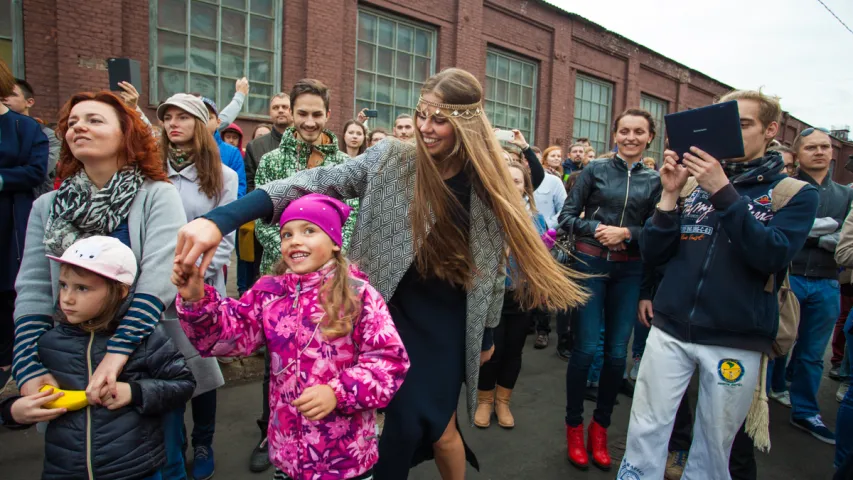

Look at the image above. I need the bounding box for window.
[573,74,613,155]
[1,0,24,76]
[485,49,537,143]
[150,0,282,116]
[641,94,667,164]
[355,9,436,130]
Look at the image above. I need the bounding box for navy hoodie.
[641,152,819,354]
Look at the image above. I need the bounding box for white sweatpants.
[618,327,761,480]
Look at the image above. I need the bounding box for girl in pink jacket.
[172,194,410,480]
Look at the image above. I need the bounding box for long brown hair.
[0,60,15,98]
[56,92,168,182]
[56,264,130,333]
[412,68,588,311]
[507,161,537,214]
[160,115,224,201]
[273,251,361,339]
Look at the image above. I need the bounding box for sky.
[546,0,853,130]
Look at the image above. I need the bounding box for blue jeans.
[836,324,853,467]
[588,326,604,385]
[160,390,217,479]
[565,252,641,427]
[789,275,841,420]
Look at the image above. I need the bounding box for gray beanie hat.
[157,93,209,123]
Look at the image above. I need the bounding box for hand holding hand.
[292,385,337,421]
[172,259,205,302]
[682,147,729,195]
[10,388,68,424]
[235,77,250,95]
[637,299,654,328]
[176,218,223,275]
[117,82,139,109]
[100,382,132,410]
[86,353,129,405]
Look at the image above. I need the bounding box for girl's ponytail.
[318,252,362,339]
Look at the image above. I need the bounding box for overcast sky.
[546,0,852,130]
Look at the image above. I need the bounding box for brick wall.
[20,0,849,168]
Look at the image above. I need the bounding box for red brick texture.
[21,0,850,180]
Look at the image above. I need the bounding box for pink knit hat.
[279,194,352,247]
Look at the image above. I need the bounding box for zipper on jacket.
[292,280,304,477]
[618,169,632,227]
[85,331,95,480]
[687,220,720,342]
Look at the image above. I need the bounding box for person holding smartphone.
[559,108,661,472]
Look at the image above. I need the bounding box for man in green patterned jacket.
[254,79,358,276]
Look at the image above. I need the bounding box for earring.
[647,141,652,149]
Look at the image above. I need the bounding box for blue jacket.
[214,130,246,198]
[641,152,819,354]
[0,111,48,291]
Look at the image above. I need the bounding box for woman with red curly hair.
[11,92,187,417]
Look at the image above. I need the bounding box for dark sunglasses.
[800,127,830,137]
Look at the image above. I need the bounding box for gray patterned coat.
[258,138,506,424]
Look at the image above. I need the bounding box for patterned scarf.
[43,167,145,256]
[723,150,784,184]
[168,144,194,172]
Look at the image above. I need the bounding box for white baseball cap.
[47,236,138,286]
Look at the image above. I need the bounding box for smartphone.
[108,58,141,92]
[364,109,379,118]
[494,129,515,142]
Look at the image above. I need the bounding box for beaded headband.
[416,96,483,119]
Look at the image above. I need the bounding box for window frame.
[353,7,437,131]
[572,73,614,155]
[640,93,668,165]
[147,0,283,119]
[1,0,25,76]
[485,47,538,144]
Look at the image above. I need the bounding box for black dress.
[373,171,478,479]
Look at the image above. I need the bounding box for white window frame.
[573,74,614,155]
[641,93,668,165]
[354,7,437,131]
[148,0,283,118]
[485,48,538,144]
[1,0,25,76]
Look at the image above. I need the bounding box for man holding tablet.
[618,90,819,480]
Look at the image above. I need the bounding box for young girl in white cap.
[0,235,196,480]
[172,193,410,480]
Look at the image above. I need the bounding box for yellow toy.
[39,385,89,411]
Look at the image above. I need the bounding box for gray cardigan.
[14,179,224,396]
[257,138,505,424]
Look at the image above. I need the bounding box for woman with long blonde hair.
[172,68,587,479]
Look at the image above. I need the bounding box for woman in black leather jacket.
[558,109,661,471]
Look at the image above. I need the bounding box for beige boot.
[495,386,515,429]
[474,389,495,428]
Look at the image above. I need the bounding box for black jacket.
[790,171,853,279]
[34,323,195,480]
[244,127,284,192]
[559,157,662,256]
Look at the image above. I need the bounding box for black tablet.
[664,100,745,161]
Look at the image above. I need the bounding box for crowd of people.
[0,52,851,480]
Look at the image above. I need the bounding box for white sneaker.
[769,389,792,408]
[629,357,641,381]
[837,383,850,403]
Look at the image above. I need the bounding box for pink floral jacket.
[176,264,409,480]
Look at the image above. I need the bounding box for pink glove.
[541,229,557,250]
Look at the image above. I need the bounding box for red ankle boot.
[587,420,612,471]
[566,424,589,470]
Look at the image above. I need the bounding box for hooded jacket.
[641,152,819,354]
[221,123,245,154]
[214,130,247,198]
[176,263,409,480]
[36,323,195,479]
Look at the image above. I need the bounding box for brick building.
[3,0,852,179]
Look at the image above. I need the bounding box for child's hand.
[292,385,337,421]
[100,382,132,411]
[10,388,68,424]
[171,258,205,302]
